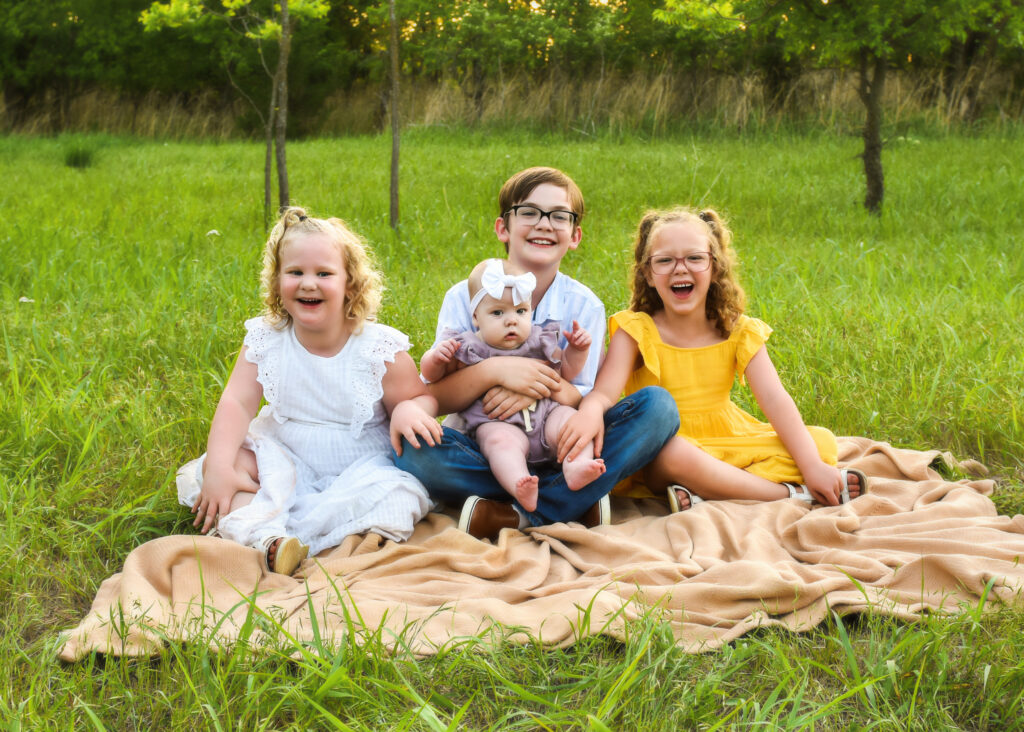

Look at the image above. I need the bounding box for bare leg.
[476,422,538,511]
[646,436,790,502]
[546,406,605,491]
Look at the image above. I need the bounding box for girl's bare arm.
[194,347,264,533]
[383,351,443,456]
[557,329,639,461]
[745,347,842,505]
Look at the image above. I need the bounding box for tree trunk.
[388,0,400,229]
[856,51,886,215]
[275,0,291,210]
[264,80,278,228]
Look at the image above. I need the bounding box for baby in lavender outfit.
[419,258,606,511]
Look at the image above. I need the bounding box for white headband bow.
[468,260,536,313]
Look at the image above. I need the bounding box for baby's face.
[472,290,532,350]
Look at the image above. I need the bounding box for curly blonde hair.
[629,207,746,337]
[260,206,382,330]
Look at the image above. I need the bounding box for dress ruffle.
[733,317,772,384]
[347,323,410,439]
[243,316,285,417]
[609,311,661,381]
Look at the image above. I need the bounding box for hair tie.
[298,215,308,222]
[698,211,712,225]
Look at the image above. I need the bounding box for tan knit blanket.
[58,438,1024,660]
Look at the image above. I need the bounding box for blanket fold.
[59,438,1023,660]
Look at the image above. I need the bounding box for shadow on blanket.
[58,437,1024,660]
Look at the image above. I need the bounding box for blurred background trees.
[2,0,1021,139]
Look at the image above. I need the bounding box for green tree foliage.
[4,0,1022,147]
[658,0,1024,213]
[141,0,330,218]
[0,0,226,125]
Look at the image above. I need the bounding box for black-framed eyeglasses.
[505,205,578,231]
[648,252,714,274]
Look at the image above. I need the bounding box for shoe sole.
[271,537,309,576]
[457,496,482,534]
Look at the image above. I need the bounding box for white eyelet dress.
[177,317,432,556]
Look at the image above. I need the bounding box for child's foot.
[264,536,309,575]
[563,457,606,492]
[667,485,704,512]
[840,468,869,503]
[514,475,539,512]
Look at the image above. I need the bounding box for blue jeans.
[392,386,679,527]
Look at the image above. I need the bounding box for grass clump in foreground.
[1,129,1023,727]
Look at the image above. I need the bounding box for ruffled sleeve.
[348,322,412,437]
[535,320,563,365]
[609,310,660,381]
[733,316,773,383]
[242,316,286,410]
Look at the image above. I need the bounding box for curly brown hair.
[629,207,746,337]
[260,206,382,331]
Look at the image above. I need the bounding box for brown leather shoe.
[457,496,520,541]
[578,494,611,528]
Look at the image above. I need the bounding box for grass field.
[2,128,1024,728]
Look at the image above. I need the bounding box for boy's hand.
[563,320,591,352]
[192,462,259,534]
[390,399,443,456]
[434,338,459,363]
[482,386,536,421]
[491,356,559,399]
[556,406,605,462]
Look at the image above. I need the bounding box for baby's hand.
[390,400,443,456]
[435,338,460,363]
[563,321,591,352]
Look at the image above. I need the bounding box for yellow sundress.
[610,310,837,498]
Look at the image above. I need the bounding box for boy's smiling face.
[495,183,582,275]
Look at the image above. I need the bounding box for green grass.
[2,129,1023,728]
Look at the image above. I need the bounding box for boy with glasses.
[393,167,678,540]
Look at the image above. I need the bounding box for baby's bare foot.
[564,458,606,492]
[515,475,539,512]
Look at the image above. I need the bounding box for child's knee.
[238,447,259,481]
[610,386,679,438]
[806,426,838,463]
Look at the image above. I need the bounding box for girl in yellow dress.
[558,207,868,510]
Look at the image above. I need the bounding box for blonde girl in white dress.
[177,207,441,575]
